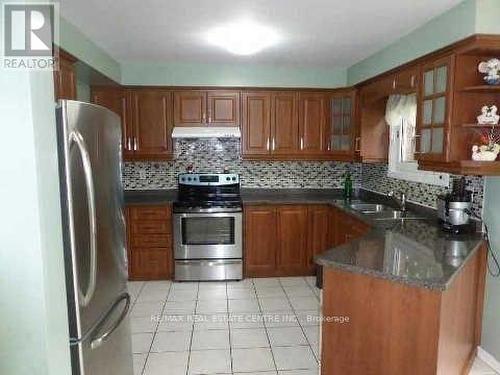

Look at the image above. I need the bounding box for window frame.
[388,121,449,187]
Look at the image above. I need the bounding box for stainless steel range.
[173,173,243,281]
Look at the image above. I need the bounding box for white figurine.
[478,58,500,85]
[472,144,500,161]
[477,105,500,125]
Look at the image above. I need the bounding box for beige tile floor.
[128,276,321,375]
[127,276,498,375]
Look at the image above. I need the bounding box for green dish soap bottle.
[343,171,353,201]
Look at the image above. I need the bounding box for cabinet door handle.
[300,137,304,150]
[127,137,131,151]
[392,78,396,90]
[266,137,270,151]
[208,111,212,124]
[133,137,138,151]
[411,75,415,88]
[272,138,275,151]
[413,134,422,154]
[202,113,206,124]
[355,137,361,152]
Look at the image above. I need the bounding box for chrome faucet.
[388,190,407,212]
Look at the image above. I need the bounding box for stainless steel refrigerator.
[56,100,133,375]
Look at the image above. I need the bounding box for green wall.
[347,0,500,85]
[482,177,500,360]
[59,17,121,83]
[475,0,500,34]
[347,0,477,84]
[0,69,71,374]
[121,61,347,88]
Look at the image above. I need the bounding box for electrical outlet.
[139,169,147,180]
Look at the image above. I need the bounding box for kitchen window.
[386,94,449,187]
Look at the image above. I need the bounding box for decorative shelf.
[459,85,500,93]
[419,160,500,176]
[461,123,498,128]
[459,160,500,175]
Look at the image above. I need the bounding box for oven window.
[181,217,235,245]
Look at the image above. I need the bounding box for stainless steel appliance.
[173,173,243,281]
[56,100,133,375]
[437,177,473,233]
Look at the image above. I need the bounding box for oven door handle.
[174,212,242,218]
[176,259,242,266]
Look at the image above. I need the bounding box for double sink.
[349,202,426,223]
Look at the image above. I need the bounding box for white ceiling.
[60,0,463,68]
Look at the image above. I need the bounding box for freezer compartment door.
[71,293,133,375]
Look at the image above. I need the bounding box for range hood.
[172,126,241,139]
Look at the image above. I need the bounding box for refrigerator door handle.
[69,130,98,307]
[90,293,131,350]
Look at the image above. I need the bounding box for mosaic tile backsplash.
[123,139,362,189]
[123,139,484,217]
[361,163,484,218]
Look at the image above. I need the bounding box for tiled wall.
[122,139,484,217]
[123,139,361,189]
[361,163,484,218]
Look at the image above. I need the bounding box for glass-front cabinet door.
[416,55,453,162]
[328,91,356,159]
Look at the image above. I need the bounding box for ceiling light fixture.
[206,20,280,56]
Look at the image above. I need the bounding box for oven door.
[173,212,242,259]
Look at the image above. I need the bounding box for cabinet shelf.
[459,85,500,93]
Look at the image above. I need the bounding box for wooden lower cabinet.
[335,209,370,245]
[321,244,487,375]
[244,204,332,277]
[308,205,331,271]
[244,205,278,277]
[126,204,172,280]
[276,205,309,275]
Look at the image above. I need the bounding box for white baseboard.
[477,346,500,373]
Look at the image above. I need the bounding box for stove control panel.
[178,173,239,186]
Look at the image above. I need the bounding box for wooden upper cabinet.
[360,75,396,103]
[298,92,328,154]
[207,91,240,126]
[272,92,299,155]
[241,92,272,157]
[129,89,173,160]
[244,205,278,277]
[92,87,174,160]
[416,54,454,164]
[276,205,309,274]
[327,90,357,159]
[174,90,240,127]
[91,87,132,159]
[174,91,206,126]
[396,66,419,93]
[53,53,77,100]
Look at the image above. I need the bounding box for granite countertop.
[124,189,177,205]
[124,188,484,290]
[315,200,483,291]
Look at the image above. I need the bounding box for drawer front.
[129,248,170,280]
[129,206,171,221]
[131,234,172,248]
[130,220,171,235]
